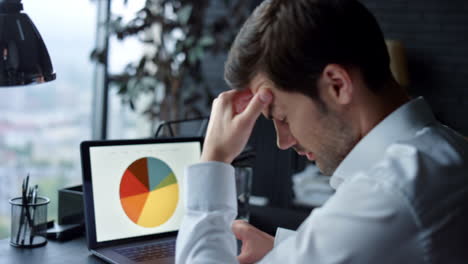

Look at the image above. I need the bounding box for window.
[0,0,96,238]
[107,0,152,140]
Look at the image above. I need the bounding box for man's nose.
[273,120,297,150]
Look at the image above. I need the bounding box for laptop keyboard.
[114,240,175,262]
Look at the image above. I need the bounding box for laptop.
[80,137,203,264]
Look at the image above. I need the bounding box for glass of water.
[234,167,252,221]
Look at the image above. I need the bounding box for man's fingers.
[232,220,248,240]
[239,90,272,122]
[232,221,252,263]
[234,95,253,113]
[237,246,253,264]
[220,90,238,99]
[216,90,238,107]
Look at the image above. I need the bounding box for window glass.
[0,0,95,238]
[107,0,152,140]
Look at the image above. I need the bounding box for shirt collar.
[330,97,436,189]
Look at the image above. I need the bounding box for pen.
[22,186,33,245]
[29,185,38,244]
[15,175,29,244]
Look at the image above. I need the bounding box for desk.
[0,206,310,263]
[0,237,103,264]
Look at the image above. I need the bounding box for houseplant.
[95,0,250,133]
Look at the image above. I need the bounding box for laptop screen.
[84,139,201,243]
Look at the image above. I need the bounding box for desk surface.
[0,206,310,263]
[0,237,104,264]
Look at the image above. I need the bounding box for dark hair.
[224,0,392,99]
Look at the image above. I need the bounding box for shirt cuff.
[184,161,237,211]
[274,227,296,247]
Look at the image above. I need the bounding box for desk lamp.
[0,0,55,87]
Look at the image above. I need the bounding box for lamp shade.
[0,0,55,87]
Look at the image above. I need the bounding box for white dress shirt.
[176,97,468,264]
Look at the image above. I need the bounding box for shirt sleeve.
[258,173,424,264]
[274,227,296,247]
[176,162,424,264]
[175,161,239,264]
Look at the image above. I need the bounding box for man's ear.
[320,64,353,105]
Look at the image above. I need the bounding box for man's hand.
[201,89,272,163]
[232,220,275,264]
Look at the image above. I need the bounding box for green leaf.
[175,41,184,53]
[185,36,195,47]
[118,83,128,95]
[187,45,204,65]
[177,5,192,25]
[194,45,204,60]
[127,77,139,98]
[199,36,215,47]
[188,50,197,65]
[140,76,159,92]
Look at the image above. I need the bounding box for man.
[176,0,468,263]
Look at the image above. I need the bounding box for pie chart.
[119,157,179,228]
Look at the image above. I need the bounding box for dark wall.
[202,0,468,208]
[361,0,468,134]
[248,117,303,207]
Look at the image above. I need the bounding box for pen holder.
[9,196,50,248]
